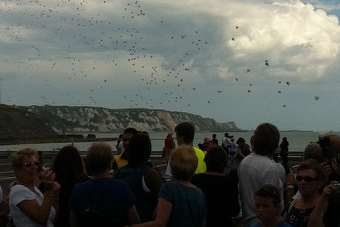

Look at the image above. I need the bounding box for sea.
[0,131,329,153]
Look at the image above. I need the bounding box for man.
[70,143,140,227]
[238,123,285,227]
[212,134,218,145]
[165,122,206,177]
[279,137,289,174]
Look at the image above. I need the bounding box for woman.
[115,132,161,222]
[53,145,88,227]
[9,148,59,227]
[131,145,206,227]
[285,160,325,227]
[192,146,240,227]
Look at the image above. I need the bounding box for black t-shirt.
[192,172,240,227]
[70,178,135,227]
[115,165,159,222]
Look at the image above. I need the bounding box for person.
[70,143,140,227]
[53,145,88,227]
[236,137,251,160]
[9,148,59,227]
[115,132,162,222]
[222,132,233,151]
[284,160,325,227]
[211,134,218,145]
[238,123,286,227]
[114,128,138,169]
[192,146,240,227]
[165,122,206,177]
[131,145,206,227]
[307,183,338,227]
[309,135,340,227]
[116,134,124,154]
[163,133,175,160]
[286,142,323,204]
[253,185,292,227]
[0,185,9,226]
[280,137,289,174]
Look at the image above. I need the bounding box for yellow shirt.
[113,153,128,169]
[193,147,207,174]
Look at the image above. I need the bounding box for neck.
[301,193,319,204]
[176,179,192,186]
[205,171,225,176]
[92,170,112,179]
[261,217,281,227]
[17,177,35,189]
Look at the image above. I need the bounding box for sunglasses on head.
[23,161,40,168]
[296,176,318,182]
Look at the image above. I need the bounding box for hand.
[40,167,56,182]
[321,184,337,198]
[320,161,333,177]
[45,181,61,194]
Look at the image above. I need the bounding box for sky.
[1,0,340,131]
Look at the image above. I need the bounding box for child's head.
[255,185,281,223]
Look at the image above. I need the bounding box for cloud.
[1,0,339,84]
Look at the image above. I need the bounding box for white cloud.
[163,0,340,81]
[1,0,340,90]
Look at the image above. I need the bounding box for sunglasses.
[23,161,40,168]
[296,176,318,182]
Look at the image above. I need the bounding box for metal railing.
[0,150,304,186]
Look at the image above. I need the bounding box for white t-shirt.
[9,184,56,227]
[238,153,285,222]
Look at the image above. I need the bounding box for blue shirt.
[70,178,135,227]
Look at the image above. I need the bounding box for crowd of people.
[0,122,340,227]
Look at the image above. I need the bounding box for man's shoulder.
[240,153,283,172]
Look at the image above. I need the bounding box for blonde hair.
[86,143,113,175]
[11,148,38,171]
[170,145,197,181]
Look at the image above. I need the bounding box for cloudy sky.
[1,0,340,131]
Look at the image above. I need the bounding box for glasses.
[23,161,40,168]
[296,176,318,182]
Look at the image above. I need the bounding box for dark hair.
[121,128,139,160]
[204,146,226,173]
[236,137,246,145]
[123,127,138,135]
[86,143,113,175]
[175,122,195,144]
[255,185,281,207]
[251,123,280,156]
[54,145,85,186]
[318,135,336,160]
[127,132,152,167]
